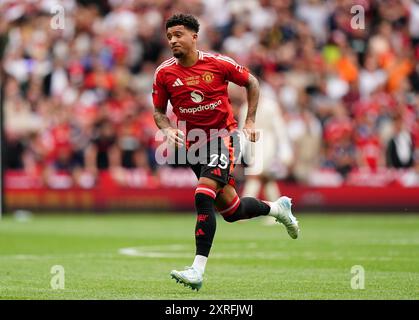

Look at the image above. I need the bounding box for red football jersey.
[152,50,249,143]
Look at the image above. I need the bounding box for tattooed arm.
[153,107,171,131]
[243,73,260,142]
[153,108,185,147]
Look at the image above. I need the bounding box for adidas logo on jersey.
[172,78,184,87]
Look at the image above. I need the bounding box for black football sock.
[194,188,217,257]
[223,197,270,223]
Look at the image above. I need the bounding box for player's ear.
[192,33,198,40]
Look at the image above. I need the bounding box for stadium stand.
[2,0,418,210]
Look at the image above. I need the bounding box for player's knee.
[218,195,241,222]
[195,184,217,199]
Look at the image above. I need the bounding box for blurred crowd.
[1,0,419,187]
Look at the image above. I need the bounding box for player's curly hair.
[165,13,200,33]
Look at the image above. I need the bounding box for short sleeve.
[152,69,169,110]
[216,55,249,87]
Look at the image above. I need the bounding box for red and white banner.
[4,169,419,211]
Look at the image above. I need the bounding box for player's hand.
[243,120,259,142]
[163,127,185,147]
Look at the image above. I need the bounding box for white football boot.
[170,266,203,291]
[270,196,300,239]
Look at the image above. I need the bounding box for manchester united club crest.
[201,71,214,84]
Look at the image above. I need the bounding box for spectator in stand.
[117,112,152,172]
[387,113,415,168]
[296,0,331,45]
[323,104,356,177]
[359,54,387,98]
[84,118,121,177]
[290,107,323,184]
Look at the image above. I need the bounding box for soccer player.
[152,14,299,291]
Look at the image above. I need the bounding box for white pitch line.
[117,245,419,262]
[118,245,191,258]
[117,245,290,260]
[0,253,115,260]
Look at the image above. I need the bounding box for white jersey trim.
[153,58,176,84]
[201,52,244,72]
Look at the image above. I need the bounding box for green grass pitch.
[0,213,418,300]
